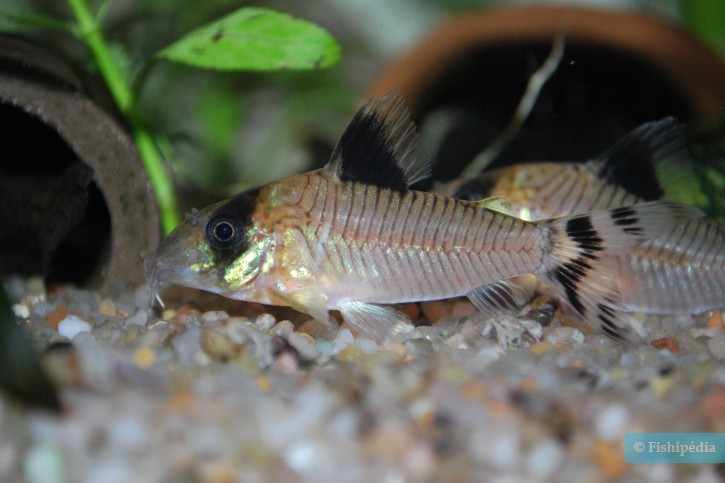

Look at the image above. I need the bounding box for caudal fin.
[537,201,703,341]
[617,219,725,314]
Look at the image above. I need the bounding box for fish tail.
[618,220,725,314]
[535,201,703,341]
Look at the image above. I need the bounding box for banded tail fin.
[537,201,703,341]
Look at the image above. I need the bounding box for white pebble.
[620,352,637,368]
[272,320,294,338]
[107,416,147,451]
[58,315,92,340]
[691,328,720,339]
[550,327,585,344]
[445,333,469,349]
[23,443,65,483]
[285,441,327,472]
[571,329,586,343]
[12,304,30,318]
[171,328,208,367]
[32,301,52,316]
[520,319,544,339]
[125,310,148,327]
[595,403,630,442]
[525,440,564,479]
[226,319,253,344]
[133,285,152,310]
[255,313,276,330]
[289,332,320,360]
[707,335,725,359]
[328,408,359,440]
[201,310,228,323]
[477,430,520,471]
[355,338,379,355]
[404,442,436,480]
[84,460,132,483]
[316,340,335,357]
[189,425,226,457]
[332,329,354,353]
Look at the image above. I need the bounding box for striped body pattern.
[290,171,542,307]
[443,118,694,219]
[442,117,724,317]
[477,162,643,219]
[146,92,705,341]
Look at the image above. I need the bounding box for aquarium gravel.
[1,277,724,482]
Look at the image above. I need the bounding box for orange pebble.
[199,459,236,483]
[520,376,539,393]
[697,387,725,418]
[707,311,725,331]
[45,306,69,330]
[529,341,554,356]
[400,302,420,322]
[461,380,488,401]
[651,338,681,352]
[592,441,628,479]
[420,300,454,323]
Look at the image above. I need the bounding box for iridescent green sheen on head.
[145,187,269,299]
[222,233,272,290]
[189,237,217,274]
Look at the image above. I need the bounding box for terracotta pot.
[365,6,725,180]
[0,37,160,289]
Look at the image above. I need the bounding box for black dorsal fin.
[326,90,430,190]
[591,117,688,201]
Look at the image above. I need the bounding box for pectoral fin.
[270,287,335,328]
[466,279,534,316]
[340,301,414,342]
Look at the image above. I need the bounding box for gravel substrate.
[1,276,724,482]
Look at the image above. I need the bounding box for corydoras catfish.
[437,118,703,219]
[145,92,701,341]
[438,118,725,316]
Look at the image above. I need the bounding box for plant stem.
[682,0,725,52]
[66,0,179,234]
[67,0,131,112]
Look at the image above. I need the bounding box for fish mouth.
[143,247,200,308]
[144,254,165,310]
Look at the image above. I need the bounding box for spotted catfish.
[440,119,724,317]
[145,92,701,341]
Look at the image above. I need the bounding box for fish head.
[144,187,273,302]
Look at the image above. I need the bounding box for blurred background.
[2,0,724,214]
[2,0,725,193]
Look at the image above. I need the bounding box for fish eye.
[214,222,234,241]
[205,215,244,250]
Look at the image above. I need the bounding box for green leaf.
[683,0,725,51]
[155,7,341,71]
[0,7,71,33]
